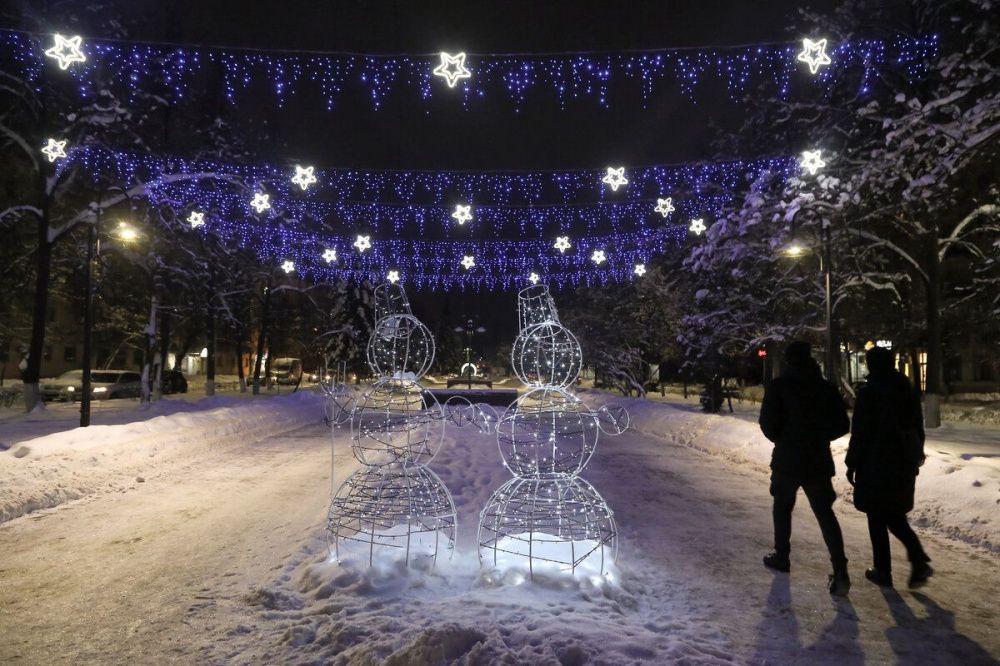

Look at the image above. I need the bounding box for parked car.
[271,357,303,385]
[162,369,188,394]
[67,370,143,401]
[41,370,84,402]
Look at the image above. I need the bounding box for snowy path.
[1,402,998,664]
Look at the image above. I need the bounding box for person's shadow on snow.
[882,589,995,664]
[752,574,863,665]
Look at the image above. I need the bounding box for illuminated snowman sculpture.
[479,284,628,579]
[327,283,457,567]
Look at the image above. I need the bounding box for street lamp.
[782,221,836,382]
[454,318,487,389]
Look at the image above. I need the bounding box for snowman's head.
[512,320,582,389]
[367,314,434,380]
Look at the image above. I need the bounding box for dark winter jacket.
[758,360,850,479]
[846,370,925,514]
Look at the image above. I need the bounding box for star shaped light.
[796,38,832,75]
[433,52,472,88]
[553,236,572,253]
[322,248,337,263]
[250,192,271,213]
[44,34,86,70]
[451,204,473,225]
[291,164,318,191]
[528,272,540,285]
[187,211,205,229]
[386,270,400,284]
[654,197,675,217]
[281,260,295,274]
[601,166,628,192]
[689,218,706,235]
[41,138,67,162]
[800,149,826,175]
[353,235,371,252]
[591,249,606,265]
[460,255,476,270]
[634,264,647,276]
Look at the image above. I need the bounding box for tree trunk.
[252,282,271,395]
[924,231,942,428]
[205,303,216,397]
[264,339,274,390]
[23,216,52,412]
[141,296,157,403]
[236,335,247,392]
[155,307,170,400]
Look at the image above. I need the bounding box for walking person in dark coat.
[846,346,932,588]
[758,341,851,596]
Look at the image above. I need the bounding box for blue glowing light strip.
[4,31,939,110]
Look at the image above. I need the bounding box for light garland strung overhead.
[353,234,372,252]
[186,210,205,228]
[281,260,295,274]
[796,38,832,75]
[799,149,826,175]
[41,138,67,162]
[451,204,473,225]
[689,218,706,235]
[250,192,271,213]
[291,164,318,190]
[601,167,628,192]
[654,197,675,217]
[323,247,338,263]
[5,31,939,111]
[633,263,646,276]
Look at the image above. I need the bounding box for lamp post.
[782,220,836,384]
[454,318,487,389]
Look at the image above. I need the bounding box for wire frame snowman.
[327,283,458,567]
[479,284,628,579]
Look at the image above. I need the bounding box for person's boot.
[763,552,790,572]
[908,562,934,589]
[829,565,851,597]
[864,567,893,587]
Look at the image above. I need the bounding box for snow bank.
[621,395,1000,555]
[0,392,325,524]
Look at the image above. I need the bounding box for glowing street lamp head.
[41,138,68,162]
[250,192,271,213]
[187,211,205,229]
[654,197,675,217]
[601,166,628,192]
[797,38,832,75]
[433,52,472,88]
[44,34,86,70]
[322,248,337,263]
[281,260,295,274]
[452,204,473,225]
[116,222,139,242]
[689,218,706,235]
[353,235,372,252]
[800,149,826,176]
[291,164,318,191]
[784,243,806,257]
[591,249,606,265]
[553,236,572,253]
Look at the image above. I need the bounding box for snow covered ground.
[1,390,997,664]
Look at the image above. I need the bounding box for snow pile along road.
[0,392,324,524]
[621,395,1000,555]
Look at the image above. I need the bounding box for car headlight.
[93,387,108,394]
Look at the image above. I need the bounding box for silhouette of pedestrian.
[846,346,932,589]
[759,341,851,596]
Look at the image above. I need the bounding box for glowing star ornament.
[800,149,826,176]
[654,197,675,217]
[433,52,472,88]
[41,138,67,162]
[281,260,295,274]
[553,236,572,253]
[386,270,400,284]
[461,255,476,270]
[451,204,473,225]
[528,272,540,285]
[634,264,646,276]
[44,34,86,70]
[187,211,206,229]
[601,167,628,192]
[591,250,606,265]
[322,248,337,263]
[689,218,706,235]
[291,164,318,191]
[354,235,372,253]
[250,192,271,213]
[797,38,832,75]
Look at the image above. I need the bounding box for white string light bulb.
[41,138,68,162]
[451,204,473,225]
[800,149,826,175]
[44,34,86,70]
[433,52,472,88]
[654,197,675,217]
[291,164,318,190]
[797,38,832,74]
[250,192,271,213]
[354,235,372,252]
[187,211,205,228]
[601,166,628,192]
[689,218,706,235]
